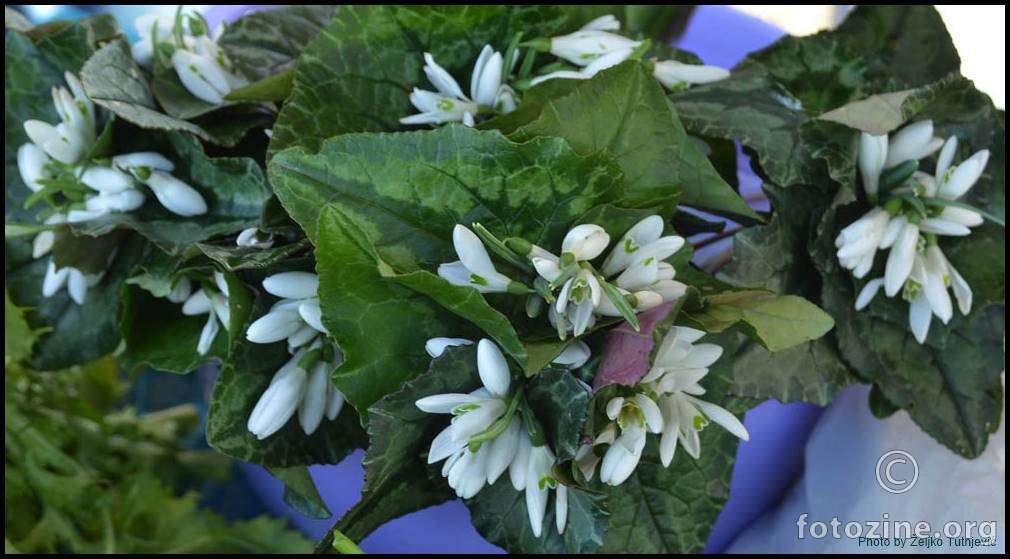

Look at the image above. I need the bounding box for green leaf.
[685,290,835,352]
[196,239,312,272]
[269,5,567,156]
[224,69,295,103]
[5,290,46,362]
[271,125,623,409]
[268,466,333,520]
[80,40,211,141]
[731,337,855,406]
[512,61,757,220]
[116,285,222,374]
[599,331,747,553]
[50,229,124,275]
[468,481,607,553]
[5,236,144,370]
[525,368,589,462]
[333,345,477,544]
[218,6,338,81]
[719,182,835,297]
[69,132,271,253]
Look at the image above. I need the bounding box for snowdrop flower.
[180,271,231,355]
[247,341,345,439]
[551,341,591,369]
[562,224,610,262]
[22,73,95,165]
[554,268,602,337]
[172,49,236,105]
[545,21,641,67]
[652,59,729,91]
[598,394,661,485]
[236,227,275,249]
[646,327,747,466]
[17,143,53,193]
[133,12,245,104]
[858,132,888,197]
[417,339,520,499]
[438,224,521,293]
[530,44,637,86]
[401,46,517,127]
[834,207,894,279]
[246,272,328,352]
[883,120,943,169]
[855,243,972,344]
[41,259,104,305]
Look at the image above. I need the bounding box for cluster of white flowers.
[439,215,687,340]
[416,338,573,537]
[17,73,207,305]
[131,12,247,105]
[576,326,748,485]
[401,44,518,127]
[243,272,346,439]
[837,120,990,343]
[529,15,729,90]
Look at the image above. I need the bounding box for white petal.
[450,399,506,442]
[924,246,953,324]
[552,341,591,368]
[884,223,919,297]
[908,292,932,344]
[935,136,957,180]
[197,313,219,355]
[429,425,467,464]
[855,278,885,311]
[415,393,483,414]
[555,483,568,534]
[247,364,307,440]
[581,14,620,31]
[325,384,345,421]
[918,218,971,237]
[484,417,520,484]
[470,45,494,105]
[885,120,936,168]
[509,432,532,490]
[263,271,319,300]
[606,397,624,420]
[689,397,749,441]
[171,49,230,104]
[938,207,983,227]
[561,224,610,261]
[182,289,212,315]
[80,166,135,193]
[143,170,208,216]
[529,70,591,86]
[85,190,145,212]
[298,299,328,334]
[878,215,907,249]
[287,323,318,350]
[66,269,88,305]
[477,338,511,398]
[453,225,511,291]
[472,50,503,107]
[525,467,548,537]
[17,143,52,192]
[679,343,724,369]
[423,52,468,100]
[245,310,304,343]
[658,397,681,467]
[583,46,635,77]
[298,362,330,436]
[531,256,562,282]
[549,30,641,67]
[112,151,175,172]
[425,337,473,358]
[633,394,664,433]
[938,150,989,200]
[858,132,888,195]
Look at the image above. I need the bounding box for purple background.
[213,5,827,553]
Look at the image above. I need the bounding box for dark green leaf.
[80,40,211,141]
[269,5,567,156]
[224,69,294,103]
[513,61,757,220]
[5,290,46,362]
[525,368,589,462]
[732,337,855,406]
[269,466,333,520]
[468,481,607,553]
[196,239,312,272]
[219,6,338,81]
